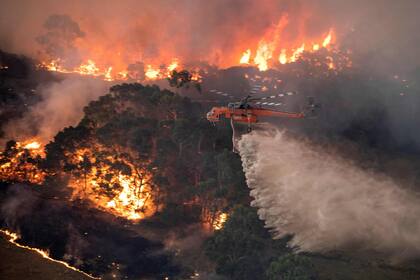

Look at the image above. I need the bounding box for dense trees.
[205,206,293,280]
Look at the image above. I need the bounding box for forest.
[1,44,420,280]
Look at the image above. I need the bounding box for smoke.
[239,129,420,261]
[1,184,38,230]
[36,14,85,66]
[4,77,108,143]
[0,0,419,71]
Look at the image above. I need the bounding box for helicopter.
[206,92,319,132]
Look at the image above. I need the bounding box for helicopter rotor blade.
[255,101,284,107]
[248,91,297,102]
[208,89,235,99]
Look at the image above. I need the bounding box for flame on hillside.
[35,13,346,81]
[66,145,156,221]
[240,29,336,70]
[212,212,228,230]
[0,229,99,279]
[0,139,46,184]
[0,139,156,221]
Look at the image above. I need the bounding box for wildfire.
[145,65,160,80]
[212,212,228,230]
[67,146,156,221]
[39,57,183,82]
[23,141,42,150]
[323,29,333,48]
[0,139,45,184]
[254,41,274,71]
[77,60,100,76]
[240,28,336,70]
[39,20,342,82]
[290,43,305,63]
[240,49,251,64]
[0,229,99,279]
[0,138,156,221]
[279,49,287,65]
[167,59,179,72]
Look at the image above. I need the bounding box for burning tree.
[0,139,46,184]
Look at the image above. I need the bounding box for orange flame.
[37,17,339,80]
[253,41,273,71]
[0,139,46,184]
[212,212,228,230]
[240,49,251,64]
[323,29,333,48]
[290,43,305,62]
[279,49,288,64]
[145,65,160,80]
[0,229,99,279]
[68,146,156,221]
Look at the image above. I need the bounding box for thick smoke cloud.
[239,129,420,261]
[36,14,85,66]
[0,0,419,71]
[4,77,108,143]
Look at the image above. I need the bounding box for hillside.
[0,231,91,280]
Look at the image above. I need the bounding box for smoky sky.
[0,0,419,71]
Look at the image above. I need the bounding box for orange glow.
[323,29,333,48]
[118,70,128,79]
[279,49,288,64]
[290,43,305,62]
[145,65,160,80]
[0,138,156,221]
[76,60,100,76]
[36,15,340,79]
[191,71,202,82]
[240,49,251,64]
[167,59,179,72]
[104,67,113,81]
[23,141,41,150]
[237,26,336,68]
[0,139,46,184]
[212,212,228,230]
[67,145,156,221]
[253,41,273,71]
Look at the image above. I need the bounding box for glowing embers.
[0,139,46,184]
[67,146,155,221]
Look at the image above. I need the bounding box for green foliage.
[39,83,245,226]
[205,206,289,280]
[266,254,317,280]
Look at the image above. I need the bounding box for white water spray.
[238,129,420,261]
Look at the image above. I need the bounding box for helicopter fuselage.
[206,106,305,124]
